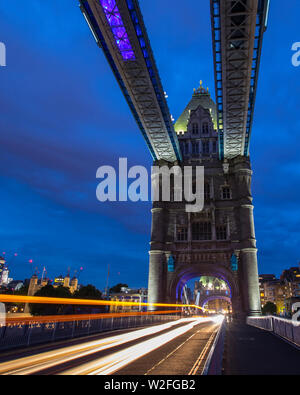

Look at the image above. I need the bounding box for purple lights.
[99,0,135,60]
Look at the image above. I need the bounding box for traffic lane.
[115,320,219,375]
[59,318,214,375]
[0,325,157,364]
[0,318,200,375]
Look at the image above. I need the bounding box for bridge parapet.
[247,316,300,347]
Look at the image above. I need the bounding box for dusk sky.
[0,1,299,290]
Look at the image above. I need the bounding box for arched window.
[192,123,199,134]
[202,122,209,134]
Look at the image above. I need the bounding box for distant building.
[70,277,78,293]
[259,274,276,307]
[259,265,300,315]
[53,275,65,287]
[0,267,10,285]
[0,257,6,285]
[7,280,23,292]
[110,287,148,313]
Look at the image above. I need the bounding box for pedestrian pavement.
[223,319,300,375]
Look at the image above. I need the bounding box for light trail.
[61,318,217,375]
[0,294,210,312]
[5,310,178,325]
[0,318,209,375]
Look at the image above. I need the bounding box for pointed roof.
[175,81,217,134]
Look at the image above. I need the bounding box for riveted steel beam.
[211,0,269,159]
[80,0,182,163]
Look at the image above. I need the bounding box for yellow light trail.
[0,294,209,312]
[5,311,179,325]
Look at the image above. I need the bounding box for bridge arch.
[168,262,241,313]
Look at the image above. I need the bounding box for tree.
[30,285,72,316]
[109,283,128,294]
[262,301,277,315]
[74,284,102,300]
[73,284,105,314]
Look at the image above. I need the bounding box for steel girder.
[211,0,269,159]
[79,0,182,163]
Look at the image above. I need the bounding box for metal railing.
[0,294,211,352]
[247,316,300,347]
[0,312,180,352]
[202,316,226,375]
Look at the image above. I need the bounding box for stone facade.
[148,87,261,317]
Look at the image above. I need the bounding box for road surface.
[0,317,221,375]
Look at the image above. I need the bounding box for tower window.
[192,123,199,134]
[202,141,210,155]
[185,142,189,154]
[180,142,189,155]
[204,183,210,200]
[216,226,227,240]
[192,142,199,155]
[222,187,231,200]
[212,141,217,153]
[192,222,212,241]
[177,227,188,241]
[202,122,209,134]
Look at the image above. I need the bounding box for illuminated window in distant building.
[202,122,209,134]
[192,222,212,241]
[192,123,199,134]
[177,226,188,241]
[216,225,227,240]
[222,186,231,200]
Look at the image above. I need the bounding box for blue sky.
[0,0,299,290]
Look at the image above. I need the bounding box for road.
[0,317,222,375]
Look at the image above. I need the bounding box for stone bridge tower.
[148,83,261,317]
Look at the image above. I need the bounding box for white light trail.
[61,318,216,375]
[0,318,209,375]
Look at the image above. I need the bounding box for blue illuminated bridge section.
[80,0,182,163]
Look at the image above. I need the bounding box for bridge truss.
[80,0,269,163]
[211,0,270,159]
[79,0,182,163]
